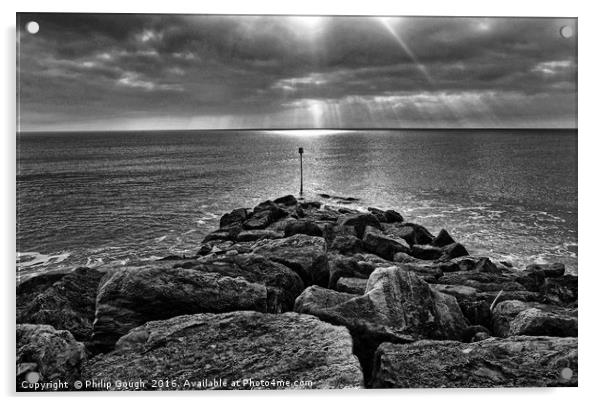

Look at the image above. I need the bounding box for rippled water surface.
[16,129,577,277]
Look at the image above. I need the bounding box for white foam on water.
[17,251,71,268]
[84,257,105,267]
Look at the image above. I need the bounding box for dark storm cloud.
[17,13,577,130]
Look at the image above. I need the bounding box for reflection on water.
[16,129,577,277]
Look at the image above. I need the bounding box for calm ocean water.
[16,129,578,277]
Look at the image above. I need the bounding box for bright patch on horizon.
[270,129,351,137]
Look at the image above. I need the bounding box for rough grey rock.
[91,265,268,352]
[492,300,577,338]
[384,222,434,246]
[327,255,373,288]
[335,277,368,295]
[273,194,298,206]
[83,312,364,390]
[372,336,577,388]
[384,210,404,223]
[439,242,470,261]
[474,257,501,274]
[362,230,410,260]
[336,213,382,238]
[251,234,329,286]
[295,266,468,343]
[367,207,388,222]
[186,253,305,313]
[437,271,526,292]
[432,229,455,247]
[243,201,288,230]
[17,267,105,341]
[236,229,282,242]
[329,234,365,254]
[293,285,358,314]
[542,275,577,306]
[526,263,565,278]
[219,208,249,229]
[410,244,443,260]
[17,324,87,390]
[283,220,323,237]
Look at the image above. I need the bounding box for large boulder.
[83,312,364,390]
[91,265,268,352]
[409,244,443,260]
[336,277,368,295]
[362,229,410,260]
[219,208,249,229]
[492,300,577,338]
[243,201,288,230]
[273,194,298,206]
[526,263,566,278]
[367,207,388,222]
[283,220,323,237]
[384,210,404,223]
[432,229,455,247]
[384,223,434,246]
[183,254,305,313]
[327,255,374,288]
[336,213,382,239]
[542,275,577,306]
[251,234,329,286]
[439,242,470,261]
[17,267,105,341]
[372,336,577,388]
[236,229,282,242]
[17,324,87,390]
[329,234,364,254]
[437,271,526,292]
[295,266,468,343]
[293,285,358,314]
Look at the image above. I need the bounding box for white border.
[2,0,600,403]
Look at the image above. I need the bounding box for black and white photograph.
[15,11,578,391]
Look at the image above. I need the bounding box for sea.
[16,129,578,279]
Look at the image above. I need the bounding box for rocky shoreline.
[16,195,578,390]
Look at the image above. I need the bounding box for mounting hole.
[560,25,573,39]
[26,21,39,35]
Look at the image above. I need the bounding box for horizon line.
[17,127,578,134]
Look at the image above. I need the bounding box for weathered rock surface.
[236,229,282,242]
[372,336,577,388]
[432,229,455,247]
[409,244,443,260]
[295,266,468,343]
[243,200,288,230]
[384,223,434,246]
[284,220,323,237]
[328,255,374,288]
[219,208,249,229]
[542,275,577,306]
[336,213,382,238]
[439,242,470,261]
[17,267,105,341]
[362,230,410,260]
[17,324,87,389]
[335,277,368,295]
[184,253,305,312]
[251,234,329,286]
[91,265,268,352]
[83,312,364,390]
[492,300,577,338]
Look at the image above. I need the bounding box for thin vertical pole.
[298,147,304,196]
[299,153,303,196]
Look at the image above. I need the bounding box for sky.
[17,13,577,131]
